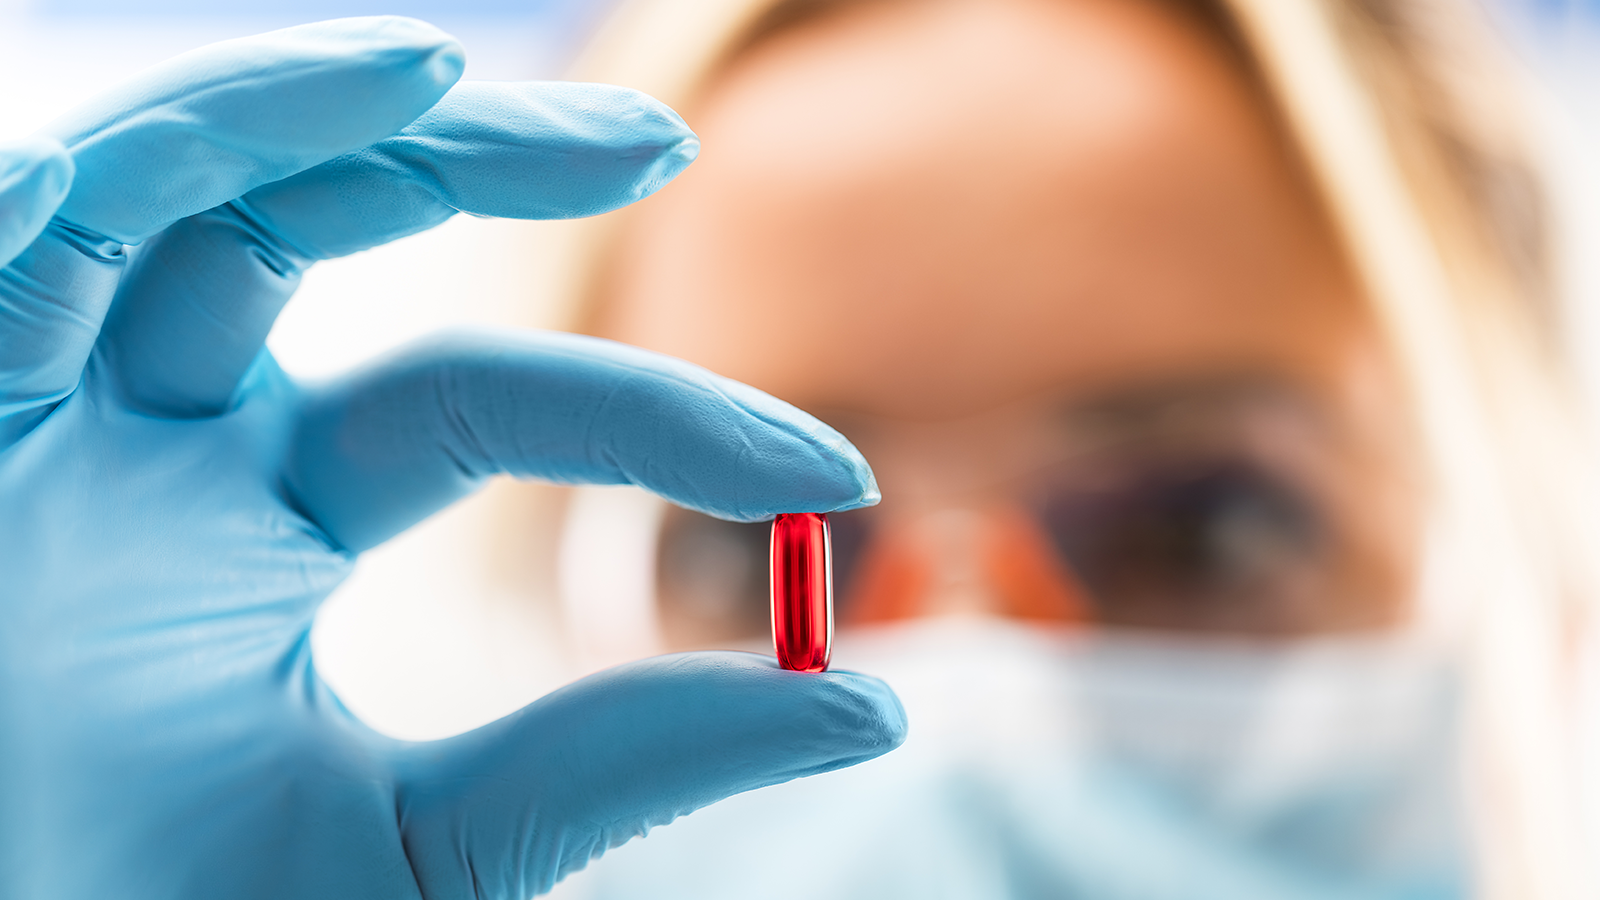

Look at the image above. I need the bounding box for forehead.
[597,0,1368,419]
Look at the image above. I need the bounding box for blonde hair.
[542,0,1600,895]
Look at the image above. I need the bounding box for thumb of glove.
[392,652,907,899]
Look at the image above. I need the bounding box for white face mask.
[549,616,1469,900]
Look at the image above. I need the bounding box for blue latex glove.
[0,17,904,899]
[0,136,72,268]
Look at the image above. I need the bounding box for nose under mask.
[550,616,1468,900]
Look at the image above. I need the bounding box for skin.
[592,0,1425,640]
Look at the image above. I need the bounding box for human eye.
[1035,456,1330,634]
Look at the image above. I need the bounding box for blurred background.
[0,0,1592,738]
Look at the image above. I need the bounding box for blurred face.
[593,0,1423,647]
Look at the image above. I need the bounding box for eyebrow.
[1059,374,1323,442]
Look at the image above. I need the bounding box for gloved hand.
[0,17,904,900]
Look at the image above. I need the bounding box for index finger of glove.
[44,15,464,244]
[283,329,882,554]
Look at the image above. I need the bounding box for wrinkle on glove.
[0,138,73,268]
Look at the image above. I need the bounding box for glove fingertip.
[809,670,910,764]
[632,133,699,202]
[354,15,465,92]
[714,379,881,519]
[535,81,701,217]
[815,431,881,513]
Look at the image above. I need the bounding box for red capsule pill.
[770,512,833,673]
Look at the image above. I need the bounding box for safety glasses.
[654,377,1413,644]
